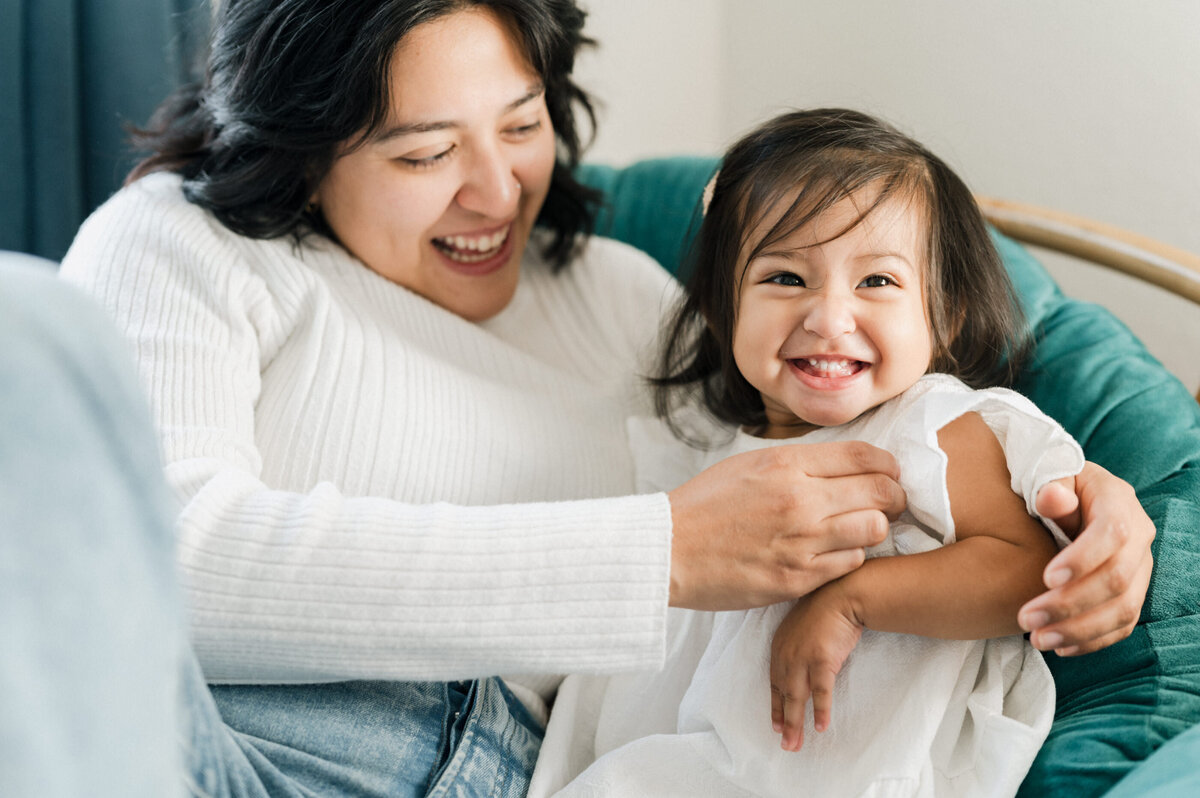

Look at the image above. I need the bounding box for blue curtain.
[0,0,209,261]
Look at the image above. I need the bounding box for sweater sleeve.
[60,178,671,684]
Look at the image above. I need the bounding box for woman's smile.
[432,223,512,261]
[431,222,514,275]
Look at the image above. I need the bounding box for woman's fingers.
[817,471,908,525]
[1040,479,1140,588]
[1051,625,1140,658]
[807,547,868,587]
[821,507,892,550]
[790,440,902,481]
[1024,533,1138,626]
[667,441,906,610]
[1020,461,1154,653]
[775,505,893,595]
[1024,552,1151,654]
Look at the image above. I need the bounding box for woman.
[52,0,1152,795]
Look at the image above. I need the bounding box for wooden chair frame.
[977,197,1200,402]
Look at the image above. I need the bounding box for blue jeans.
[190,673,542,797]
[0,255,542,797]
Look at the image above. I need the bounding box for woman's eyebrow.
[372,82,546,143]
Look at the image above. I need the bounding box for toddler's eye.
[859,274,895,288]
[767,272,804,287]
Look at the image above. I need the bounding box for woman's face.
[314,8,557,321]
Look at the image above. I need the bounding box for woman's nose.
[802,293,857,339]
[456,146,520,219]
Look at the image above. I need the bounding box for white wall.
[575,0,725,163]
[576,0,1200,394]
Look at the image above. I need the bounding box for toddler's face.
[732,189,933,438]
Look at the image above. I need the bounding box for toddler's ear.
[930,302,967,370]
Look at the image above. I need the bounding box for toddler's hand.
[769,585,863,752]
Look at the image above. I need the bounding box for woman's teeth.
[433,226,511,263]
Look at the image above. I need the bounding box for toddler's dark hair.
[655,108,1029,437]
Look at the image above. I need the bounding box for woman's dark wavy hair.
[128,0,599,268]
[655,108,1030,438]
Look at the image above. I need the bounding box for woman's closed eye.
[397,144,456,168]
[395,120,540,168]
[505,119,543,139]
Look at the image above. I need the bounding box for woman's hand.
[1020,462,1155,656]
[770,586,863,752]
[667,441,904,611]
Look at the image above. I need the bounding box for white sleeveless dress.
[531,373,1084,798]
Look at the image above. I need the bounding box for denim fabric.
[193,675,542,797]
[428,678,545,797]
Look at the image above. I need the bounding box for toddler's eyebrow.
[752,247,805,262]
[860,250,917,267]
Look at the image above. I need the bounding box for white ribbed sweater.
[60,173,676,717]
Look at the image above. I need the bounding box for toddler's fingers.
[1033,477,1081,533]
[779,679,810,752]
[811,665,836,733]
[782,695,807,752]
[771,685,784,733]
